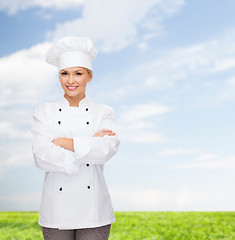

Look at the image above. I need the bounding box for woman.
[31,36,120,240]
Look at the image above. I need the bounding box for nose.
[68,74,74,84]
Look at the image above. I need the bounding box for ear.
[87,75,93,83]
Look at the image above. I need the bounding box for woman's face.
[59,66,92,99]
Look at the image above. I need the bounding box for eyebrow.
[60,69,83,73]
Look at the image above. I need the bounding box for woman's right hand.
[93,129,116,137]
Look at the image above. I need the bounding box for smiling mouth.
[67,86,78,90]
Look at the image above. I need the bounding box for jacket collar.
[60,95,89,108]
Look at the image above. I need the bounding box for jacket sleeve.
[73,106,120,165]
[31,104,80,175]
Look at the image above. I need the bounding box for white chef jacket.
[31,96,120,229]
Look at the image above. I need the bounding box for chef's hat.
[45,36,97,71]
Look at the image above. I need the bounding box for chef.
[31,36,120,240]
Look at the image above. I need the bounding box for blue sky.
[1,0,235,211]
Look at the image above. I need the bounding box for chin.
[65,91,82,98]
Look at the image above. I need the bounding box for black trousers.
[41,224,111,240]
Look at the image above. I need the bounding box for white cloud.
[0,0,84,15]
[47,0,185,52]
[0,192,41,211]
[140,38,235,90]
[0,42,59,107]
[171,154,235,169]
[0,142,33,176]
[219,77,235,101]
[137,42,148,51]
[111,188,235,211]
[96,29,235,110]
[0,121,30,139]
[196,153,218,161]
[0,42,60,174]
[211,58,235,73]
[120,103,170,122]
[157,148,235,170]
[119,131,167,143]
[158,148,199,155]
[117,102,170,143]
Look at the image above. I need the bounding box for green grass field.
[0,212,234,239]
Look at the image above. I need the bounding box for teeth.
[67,86,77,90]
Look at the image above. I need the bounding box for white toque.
[45,36,97,71]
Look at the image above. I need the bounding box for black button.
[87,186,90,189]
[59,187,62,191]
[86,122,89,125]
[86,164,89,167]
[58,121,61,124]
[86,108,88,111]
[59,108,62,111]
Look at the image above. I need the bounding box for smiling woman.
[59,67,92,107]
[30,36,120,240]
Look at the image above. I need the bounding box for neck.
[64,93,86,107]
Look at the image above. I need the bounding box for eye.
[61,72,67,75]
[76,72,82,75]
